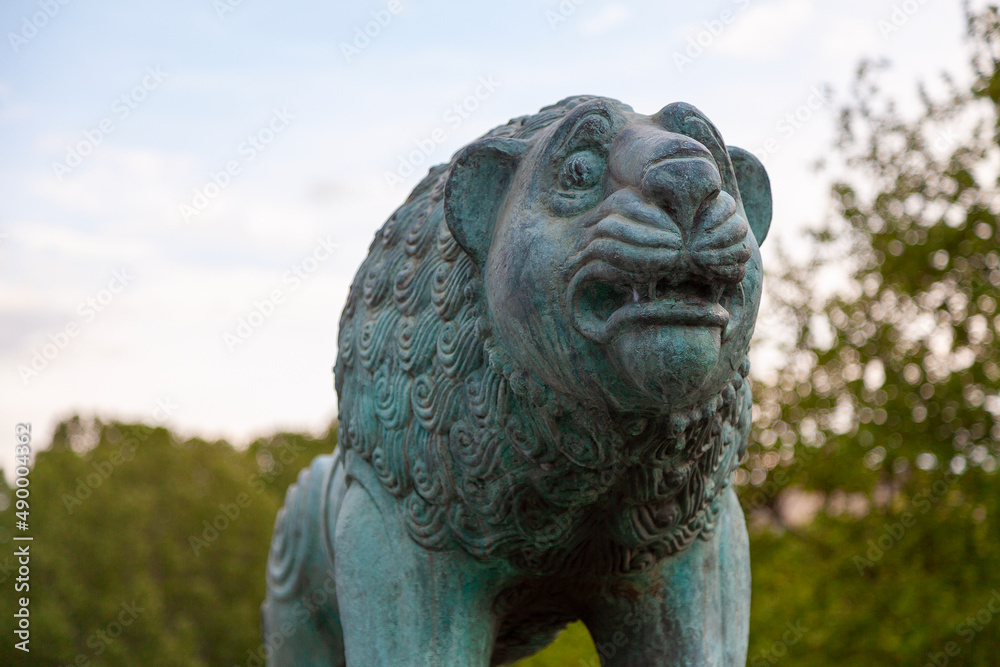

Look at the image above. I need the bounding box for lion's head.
[336,96,771,575]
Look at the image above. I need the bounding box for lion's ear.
[444,136,529,266]
[728,146,772,246]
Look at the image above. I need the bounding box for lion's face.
[445,98,772,415]
[334,96,766,573]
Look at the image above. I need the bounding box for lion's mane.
[335,97,753,576]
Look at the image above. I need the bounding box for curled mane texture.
[335,97,752,575]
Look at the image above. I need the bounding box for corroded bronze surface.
[264,96,772,666]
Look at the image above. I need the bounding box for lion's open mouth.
[570,265,730,344]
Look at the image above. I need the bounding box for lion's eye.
[560,151,604,190]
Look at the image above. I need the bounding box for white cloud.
[0,0,974,484]
[578,4,631,36]
[820,16,880,60]
[714,0,816,60]
[0,101,31,124]
[31,146,194,223]
[11,222,150,261]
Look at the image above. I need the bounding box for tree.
[0,417,334,667]
[739,5,1000,665]
[4,10,1000,663]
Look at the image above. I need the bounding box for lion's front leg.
[333,473,506,666]
[584,488,750,667]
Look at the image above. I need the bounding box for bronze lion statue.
[263,95,772,666]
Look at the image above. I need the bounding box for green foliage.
[3,8,1000,666]
[515,622,596,666]
[0,417,334,667]
[737,5,1000,665]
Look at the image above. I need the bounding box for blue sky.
[0,0,973,475]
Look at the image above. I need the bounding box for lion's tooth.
[632,286,641,303]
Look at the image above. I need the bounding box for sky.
[0,0,975,478]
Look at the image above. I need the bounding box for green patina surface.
[263,96,772,665]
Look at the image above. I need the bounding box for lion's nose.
[610,124,724,230]
[640,155,722,229]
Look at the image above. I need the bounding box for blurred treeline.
[4,5,1000,666]
[738,5,1000,665]
[0,420,338,666]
